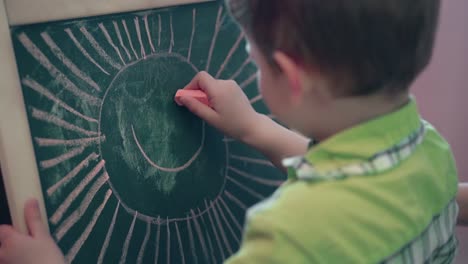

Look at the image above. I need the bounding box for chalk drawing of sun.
[12,2,284,263]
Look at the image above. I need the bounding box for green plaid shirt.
[226,99,459,263]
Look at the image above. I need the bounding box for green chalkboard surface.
[11,1,285,263]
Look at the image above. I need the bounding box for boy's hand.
[180,71,309,170]
[179,71,262,141]
[0,199,64,264]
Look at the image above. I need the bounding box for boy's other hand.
[180,71,261,141]
[0,199,64,264]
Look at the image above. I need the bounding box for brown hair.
[227,0,441,96]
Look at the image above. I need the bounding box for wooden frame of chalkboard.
[0,0,213,234]
[5,0,214,26]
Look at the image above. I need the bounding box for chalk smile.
[131,123,205,172]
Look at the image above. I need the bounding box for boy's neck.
[307,92,410,142]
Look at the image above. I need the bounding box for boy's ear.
[273,51,303,103]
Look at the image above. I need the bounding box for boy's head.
[228,0,440,96]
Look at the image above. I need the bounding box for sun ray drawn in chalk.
[240,73,257,89]
[222,137,235,143]
[211,200,233,254]
[158,14,162,47]
[122,20,139,60]
[99,23,126,65]
[134,17,147,58]
[174,222,186,264]
[17,33,101,106]
[40,146,85,170]
[219,12,228,27]
[214,201,240,243]
[64,190,112,263]
[205,200,225,260]
[97,200,120,264]
[186,217,198,262]
[143,15,156,54]
[31,107,98,137]
[113,21,132,61]
[120,212,138,264]
[169,14,175,53]
[229,57,253,81]
[227,176,265,200]
[137,222,152,264]
[64,28,111,75]
[198,208,217,264]
[41,32,102,91]
[35,136,105,147]
[22,78,99,123]
[219,197,243,232]
[166,218,171,264]
[230,154,274,167]
[47,153,99,196]
[216,32,245,78]
[191,210,210,263]
[55,173,109,241]
[205,6,223,72]
[154,216,162,264]
[229,166,282,187]
[187,8,196,62]
[50,160,105,224]
[249,94,262,105]
[224,190,248,210]
[80,27,122,70]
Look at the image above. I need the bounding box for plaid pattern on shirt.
[282,121,458,264]
[283,122,426,181]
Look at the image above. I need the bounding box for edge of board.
[5,0,215,26]
[0,0,48,233]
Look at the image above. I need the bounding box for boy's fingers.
[24,199,47,238]
[180,96,219,125]
[184,71,217,95]
[0,225,15,243]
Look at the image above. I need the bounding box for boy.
[0,0,460,263]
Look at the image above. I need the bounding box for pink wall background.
[412,0,468,262]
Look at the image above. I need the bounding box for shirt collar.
[284,98,422,180]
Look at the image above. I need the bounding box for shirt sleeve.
[224,211,311,264]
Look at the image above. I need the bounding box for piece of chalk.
[174,89,211,107]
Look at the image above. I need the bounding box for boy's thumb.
[0,225,16,243]
[24,199,47,238]
[180,96,218,125]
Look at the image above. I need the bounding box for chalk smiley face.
[99,54,227,219]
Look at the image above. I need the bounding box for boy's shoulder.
[241,118,458,263]
[246,145,458,263]
[245,177,419,263]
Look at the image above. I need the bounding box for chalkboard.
[11,1,285,263]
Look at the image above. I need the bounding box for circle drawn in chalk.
[99,53,227,219]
